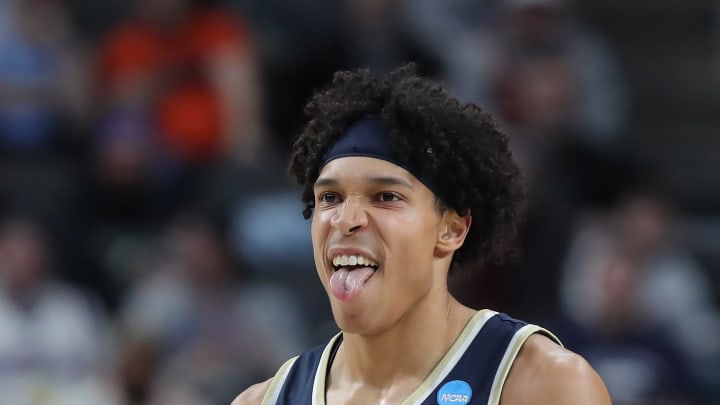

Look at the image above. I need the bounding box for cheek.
[311,213,330,275]
[311,210,332,244]
[382,213,438,278]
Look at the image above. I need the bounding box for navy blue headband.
[321,116,448,204]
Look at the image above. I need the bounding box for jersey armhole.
[260,356,299,405]
[488,325,562,405]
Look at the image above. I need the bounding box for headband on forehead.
[320,116,449,204]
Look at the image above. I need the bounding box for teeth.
[332,254,378,268]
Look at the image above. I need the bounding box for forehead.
[315,157,419,186]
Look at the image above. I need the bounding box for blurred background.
[0,0,717,404]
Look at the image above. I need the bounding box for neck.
[332,283,475,389]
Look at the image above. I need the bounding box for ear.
[435,209,471,258]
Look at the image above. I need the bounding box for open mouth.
[329,254,379,301]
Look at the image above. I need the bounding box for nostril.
[348,225,362,233]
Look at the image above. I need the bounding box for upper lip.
[326,247,379,264]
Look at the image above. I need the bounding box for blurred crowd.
[0,0,718,404]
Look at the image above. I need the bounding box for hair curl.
[289,64,524,271]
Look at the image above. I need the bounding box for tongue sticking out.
[329,267,376,301]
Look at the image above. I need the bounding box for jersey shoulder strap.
[264,333,342,405]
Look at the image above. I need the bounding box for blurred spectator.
[0,0,90,154]
[0,216,113,405]
[118,212,308,404]
[79,111,167,311]
[97,0,262,165]
[559,190,720,403]
[558,252,696,404]
[440,0,626,148]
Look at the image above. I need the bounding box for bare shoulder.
[230,378,273,405]
[501,333,612,405]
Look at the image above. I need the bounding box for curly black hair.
[289,64,524,272]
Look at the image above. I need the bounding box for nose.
[330,197,368,236]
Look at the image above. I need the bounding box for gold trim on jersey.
[401,309,496,404]
[261,356,299,405]
[312,332,343,405]
[487,325,563,405]
[312,309,496,405]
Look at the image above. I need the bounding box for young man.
[232,65,612,405]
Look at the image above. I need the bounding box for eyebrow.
[313,176,414,190]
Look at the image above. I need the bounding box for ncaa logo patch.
[437,380,472,405]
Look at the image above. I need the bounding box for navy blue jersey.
[260,310,561,405]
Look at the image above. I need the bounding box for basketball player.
[232,65,612,404]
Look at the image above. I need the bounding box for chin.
[329,299,382,335]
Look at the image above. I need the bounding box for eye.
[319,192,340,204]
[378,192,401,202]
